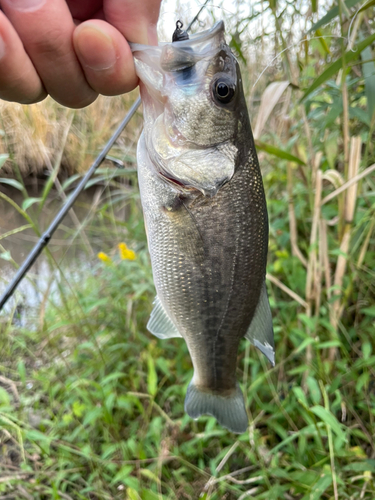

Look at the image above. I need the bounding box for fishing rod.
[0,1,209,312]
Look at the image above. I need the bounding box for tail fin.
[184,381,248,434]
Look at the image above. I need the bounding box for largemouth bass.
[131,21,274,434]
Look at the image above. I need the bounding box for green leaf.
[309,473,332,500]
[298,313,317,331]
[362,342,372,359]
[307,376,321,404]
[317,340,341,348]
[101,372,124,385]
[316,29,330,54]
[0,178,24,191]
[147,355,158,397]
[141,490,160,500]
[61,173,81,191]
[295,337,316,354]
[325,97,343,125]
[17,360,26,384]
[349,106,371,126]
[300,32,375,102]
[111,465,133,484]
[270,423,318,454]
[229,36,247,65]
[325,133,339,168]
[0,251,12,261]
[82,407,103,426]
[39,162,61,212]
[72,401,86,418]
[0,387,11,406]
[343,460,375,471]
[362,306,375,317]
[293,386,309,407]
[0,154,9,169]
[22,197,42,211]
[309,0,363,32]
[361,45,375,122]
[310,405,346,440]
[140,468,160,483]
[24,429,52,445]
[255,141,306,165]
[358,0,375,12]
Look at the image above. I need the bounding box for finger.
[73,20,137,95]
[66,0,102,21]
[0,10,45,103]
[103,0,161,45]
[0,0,98,108]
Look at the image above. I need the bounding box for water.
[0,184,125,327]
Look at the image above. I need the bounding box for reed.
[0,92,142,179]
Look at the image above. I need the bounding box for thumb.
[103,0,161,45]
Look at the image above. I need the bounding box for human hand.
[0,0,161,107]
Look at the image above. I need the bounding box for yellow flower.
[118,242,136,261]
[97,252,112,264]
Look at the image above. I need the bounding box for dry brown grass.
[0,91,142,179]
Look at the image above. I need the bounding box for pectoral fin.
[147,296,182,339]
[245,282,275,366]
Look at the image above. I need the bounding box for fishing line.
[253,35,348,90]
[253,0,373,90]
[199,4,237,16]
[347,0,373,49]
[0,2,211,312]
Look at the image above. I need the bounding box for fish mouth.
[130,21,226,95]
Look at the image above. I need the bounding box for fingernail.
[0,35,5,60]
[75,24,117,71]
[5,0,46,12]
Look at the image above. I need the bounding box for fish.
[131,21,274,434]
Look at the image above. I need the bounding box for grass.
[0,220,374,499]
[1,0,375,498]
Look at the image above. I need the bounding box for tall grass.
[0,92,141,179]
[0,1,375,499]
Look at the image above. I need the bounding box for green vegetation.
[1,1,375,498]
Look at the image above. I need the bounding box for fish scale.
[132,21,274,433]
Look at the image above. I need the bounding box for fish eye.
[212,78,235,104]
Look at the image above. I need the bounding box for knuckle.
[28,28,69,61]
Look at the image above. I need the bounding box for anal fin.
[245,282,275,365]
[147,296,182,339]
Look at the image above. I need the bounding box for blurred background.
[0,1,374,498]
